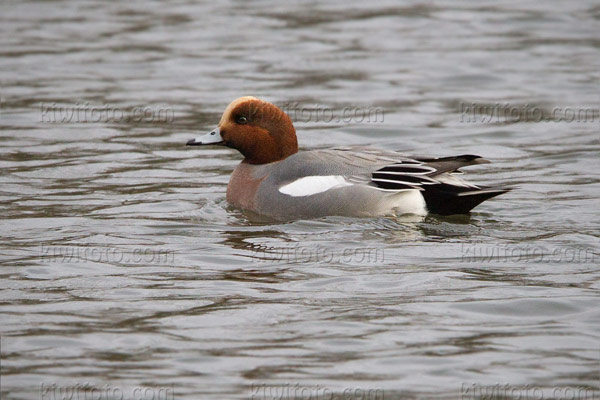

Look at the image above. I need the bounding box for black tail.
[422,186,511,215]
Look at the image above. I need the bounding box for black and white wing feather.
[370,162,439,191]
[367,154,510,214]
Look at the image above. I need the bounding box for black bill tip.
[186,139,201,146]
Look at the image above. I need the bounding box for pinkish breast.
[226,162,264,211]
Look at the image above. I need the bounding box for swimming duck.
[187,96,509,220]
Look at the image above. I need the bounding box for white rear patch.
[388,190,427,216]
[279,175,352,197]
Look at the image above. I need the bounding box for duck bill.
[186,127,224,146]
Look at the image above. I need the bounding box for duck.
[186,96,510,221]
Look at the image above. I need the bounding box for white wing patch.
[279,175,352,197]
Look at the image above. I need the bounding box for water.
[1,1,599,399]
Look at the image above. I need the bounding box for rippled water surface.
[1,1,599,399]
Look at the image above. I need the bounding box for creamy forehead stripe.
[278,175,352,197]
[219,96,261,126]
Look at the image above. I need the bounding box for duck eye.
[236,115,248,124]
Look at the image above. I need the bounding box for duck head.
[187,96,298,164]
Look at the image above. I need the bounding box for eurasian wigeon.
[187,96,510,220]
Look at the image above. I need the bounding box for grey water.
[1,1,599,399]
